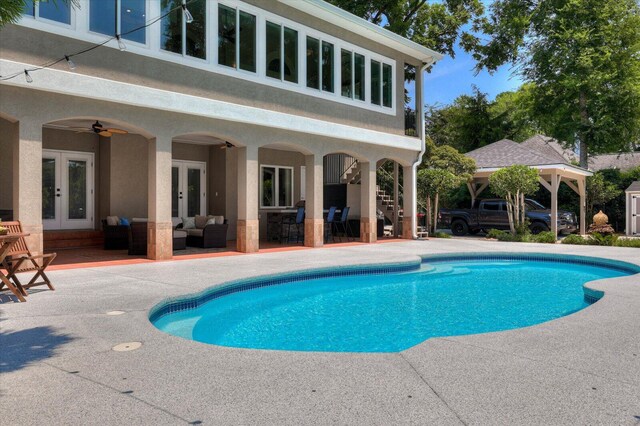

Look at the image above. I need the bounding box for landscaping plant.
[489,165,540,235]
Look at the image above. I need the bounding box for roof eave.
[475,164,593,177]
[278,0,444,63]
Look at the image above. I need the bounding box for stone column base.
[360,218,377,243]
[147,221,173,260]
[304,218,324,248]
[402,217,414,239]
[237,219,259,253]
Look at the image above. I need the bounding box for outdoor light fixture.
[182,3,194,24]
[116,35,127,51]
[24,70,33,83]
[65,55,76,70]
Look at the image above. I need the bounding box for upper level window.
[371,60,381,105]
[306,36,320,90]
[341,49,352,98]
[382,63,393,108]
[89,0,146,44]
[354,53,365,101]
[22,0,70,25]
[321,41,334,93]
[266,22,298,83]
[218,5,256,72]
[161,0,206,59]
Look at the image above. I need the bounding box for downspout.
[411,58,436,239]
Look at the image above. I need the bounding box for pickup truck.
[439,198,578,236]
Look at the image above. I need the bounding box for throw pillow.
[205,218,217,226]
[182,217,196,229]
[194,215,209,229]
[213,215,225,225]
[106,216,119,226]
[119,217,130,226]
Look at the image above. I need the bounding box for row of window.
[21,0,395,110]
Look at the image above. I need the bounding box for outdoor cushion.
[173,230,188,238]
[186,229,204,237]
[106,216,119,226]
[194,215,210,229]
[205,218,217,226]
[119,217,130,226]
[171,217,182,228]
[182,217,196,229]
[213,215,225,225]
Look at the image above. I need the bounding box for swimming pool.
[150,254,639,353]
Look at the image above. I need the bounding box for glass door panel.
[187,167,201,217]
[172,160,206,219]
[42,157,57,221]
[67,160,87,219]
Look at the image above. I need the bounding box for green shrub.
[496,232,522,242]
[561,234,587,245]
[433,231,452,239]
[532,231,557,244]
[587,232,618,246]
[486,229,506,239]
[614,238,640,248]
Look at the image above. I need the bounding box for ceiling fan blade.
[99,130,113,137]
[106,128,128,134]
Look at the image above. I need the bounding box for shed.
[465,138,593,235]
[626,181,640,236]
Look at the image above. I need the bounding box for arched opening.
[376,157,412,239]
[0,113,18,222]
[169,133,237,252]
[258,142,313,247]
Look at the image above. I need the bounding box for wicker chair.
[128,221,147,255]
[179,221,229,248]
[102,219,129,250]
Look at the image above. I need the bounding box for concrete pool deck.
[1,240,639,425]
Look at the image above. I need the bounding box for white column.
[402,165,416,239]
[304,154,323,247]
[360,161,377,243]
[237,145,259,253]
[14,119,43,256]
[551,172,559,236]
[578,177,586,235]
[147,136,173,260]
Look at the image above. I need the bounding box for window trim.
[259,164,295,209]
[23,0,74,29]
[87,0,149,48]
[18,0,397,115]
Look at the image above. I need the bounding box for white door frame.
[42,149,95,230]
[172,160,207,218]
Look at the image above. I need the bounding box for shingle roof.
[588,152,640,172]
[465,139,567,168]
[627,181,640,192]
[520,135,577,164]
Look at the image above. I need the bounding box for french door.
[172,160,206,219]
[42,150,94,230]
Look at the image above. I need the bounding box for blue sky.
[423,45,523,107]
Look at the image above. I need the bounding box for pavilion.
[465,135,593,235]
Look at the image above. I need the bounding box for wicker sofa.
[102,219,129,250]
[178,215,228,248]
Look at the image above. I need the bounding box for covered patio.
[465,138,593,235]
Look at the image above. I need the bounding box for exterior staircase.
[44,230,104,251]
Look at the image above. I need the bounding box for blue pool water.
[152,257,635,353]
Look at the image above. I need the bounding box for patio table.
[0,233,29,302]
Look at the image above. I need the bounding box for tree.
[425,85,540,152]
[418,138,476,233]
[327,0,485,63]
[586,172,622,219]
[473,0,640,167]
[489,165,539,234]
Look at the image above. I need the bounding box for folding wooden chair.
[1,221,57,294]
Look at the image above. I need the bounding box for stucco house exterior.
[0,0,442,260]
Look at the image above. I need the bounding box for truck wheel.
[530,222,549,235]
[451,220,469,236]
